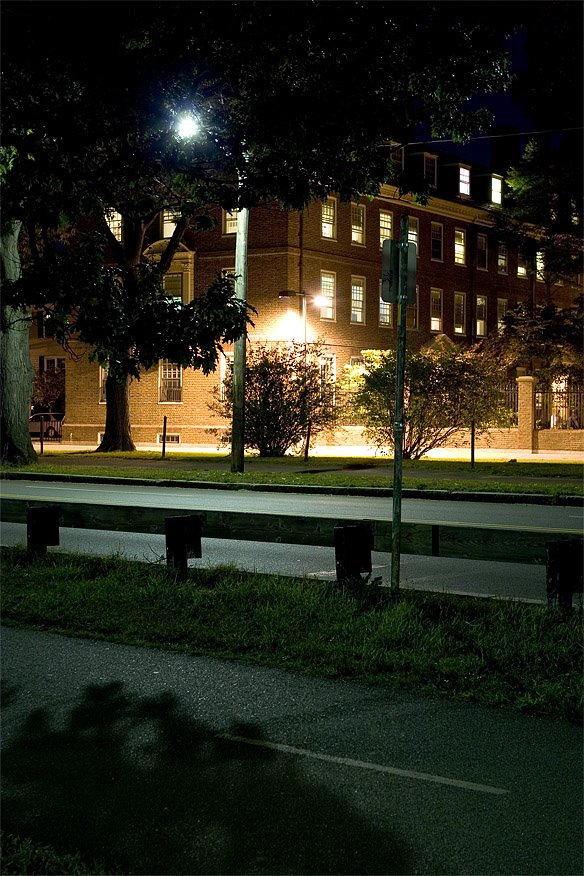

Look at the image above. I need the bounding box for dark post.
[334,522,373,584]
[390,214,410,595]
[470,419,476,468]
[161,415,167,459]
[27,505,60,556]
[39,415,44,455]
[165,515,203,576]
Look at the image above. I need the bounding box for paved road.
[2,625,581,875]
[2,479,583,531]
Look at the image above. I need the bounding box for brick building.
[29,146,582,448]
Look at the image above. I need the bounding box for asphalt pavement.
[2,625,582,876]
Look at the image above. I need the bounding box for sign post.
[382,215,416,594]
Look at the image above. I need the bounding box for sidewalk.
[2,625,582,875]
[30,440,584,463]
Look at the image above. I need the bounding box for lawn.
[2,452,583,497]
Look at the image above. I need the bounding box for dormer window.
[459,166,471,197]
[223,209,238,234]
[163,209,180,239]
[105,209,122,242]
[424,154,437,187]
[491,175,502,205]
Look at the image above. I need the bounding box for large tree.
[1,1,518,456]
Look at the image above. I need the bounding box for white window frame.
[454,292,466,335]
[321,197,337,239]
[219,351,234,401]
[476,295,487,338]
[431,222,443,261]
[162,209,180,239]
[163,272,184,303]
[105,209,122,242]
[424,153,437,187]
[459,166,471,197]
[498,242,508,274]
[517,255,528,278]
[430,288,443,332]
[454,228,466,265]
[43,357,65,372]
[319,271,336,320]
[476,233,488,271]
[158,360,183,403]
[351,203,366,245]
[223,209,238,234]
[350,276,365,324]
[319,354,336,405]
[406,286,419,330]
[379,210,393,248]
[98,366,107,404]
[497,298,508,333]
[408,216,419,248]
[379,280,392,326]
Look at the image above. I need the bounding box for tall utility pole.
[390,213,410,594]
[230,205,249,473]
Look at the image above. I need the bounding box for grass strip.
[2,546,581,724]
[2,456,583,496]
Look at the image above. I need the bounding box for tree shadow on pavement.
[1,681,412,874]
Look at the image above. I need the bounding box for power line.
[405,127,583,147]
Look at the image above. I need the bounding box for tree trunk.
[96,374,135,451]
[0,219,37,464]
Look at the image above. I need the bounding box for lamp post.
[176,113,249,473]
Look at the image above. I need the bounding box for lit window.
[454,229,466,265]
[491,176,502,205]
[105,209,122,241]
[408,216,419,248]
[459,166,471,197]
[163,272,183,303]
[424,154,437,187]
[351,204,365,245]
[476,295,487,337]
[223,210,238,234]
[406,286,419,330]
[220,351,234,401]
[159,360,182,403]
[497,298,508,332]
[517,255,528,277]
[98,366,108,404]
[430,288,443,332]
[320,271,336,319]
[350,276,365,323]
[454,293,466,335]
[321,198,337,239]
[163,209,180,239]
[477,233,488,270]
[379,210,392,248]
[431,223,443,261]
[498,242,508,274]
[379,281,392,326]
[319,354,336,405]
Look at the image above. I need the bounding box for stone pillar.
[517,376,538,453]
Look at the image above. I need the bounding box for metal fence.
[535,387,583,430]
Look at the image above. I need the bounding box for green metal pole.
[390,213,409,595]
[230,205,249,474]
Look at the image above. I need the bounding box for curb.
[1,471,582,506]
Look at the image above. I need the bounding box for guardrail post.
[165,515,203,576]
[334,522,373,584]
[27,505,60,556]
[546,539,584,610]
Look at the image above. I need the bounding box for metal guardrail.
[1,496,581,567]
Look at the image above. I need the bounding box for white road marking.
[220,733,510,796]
